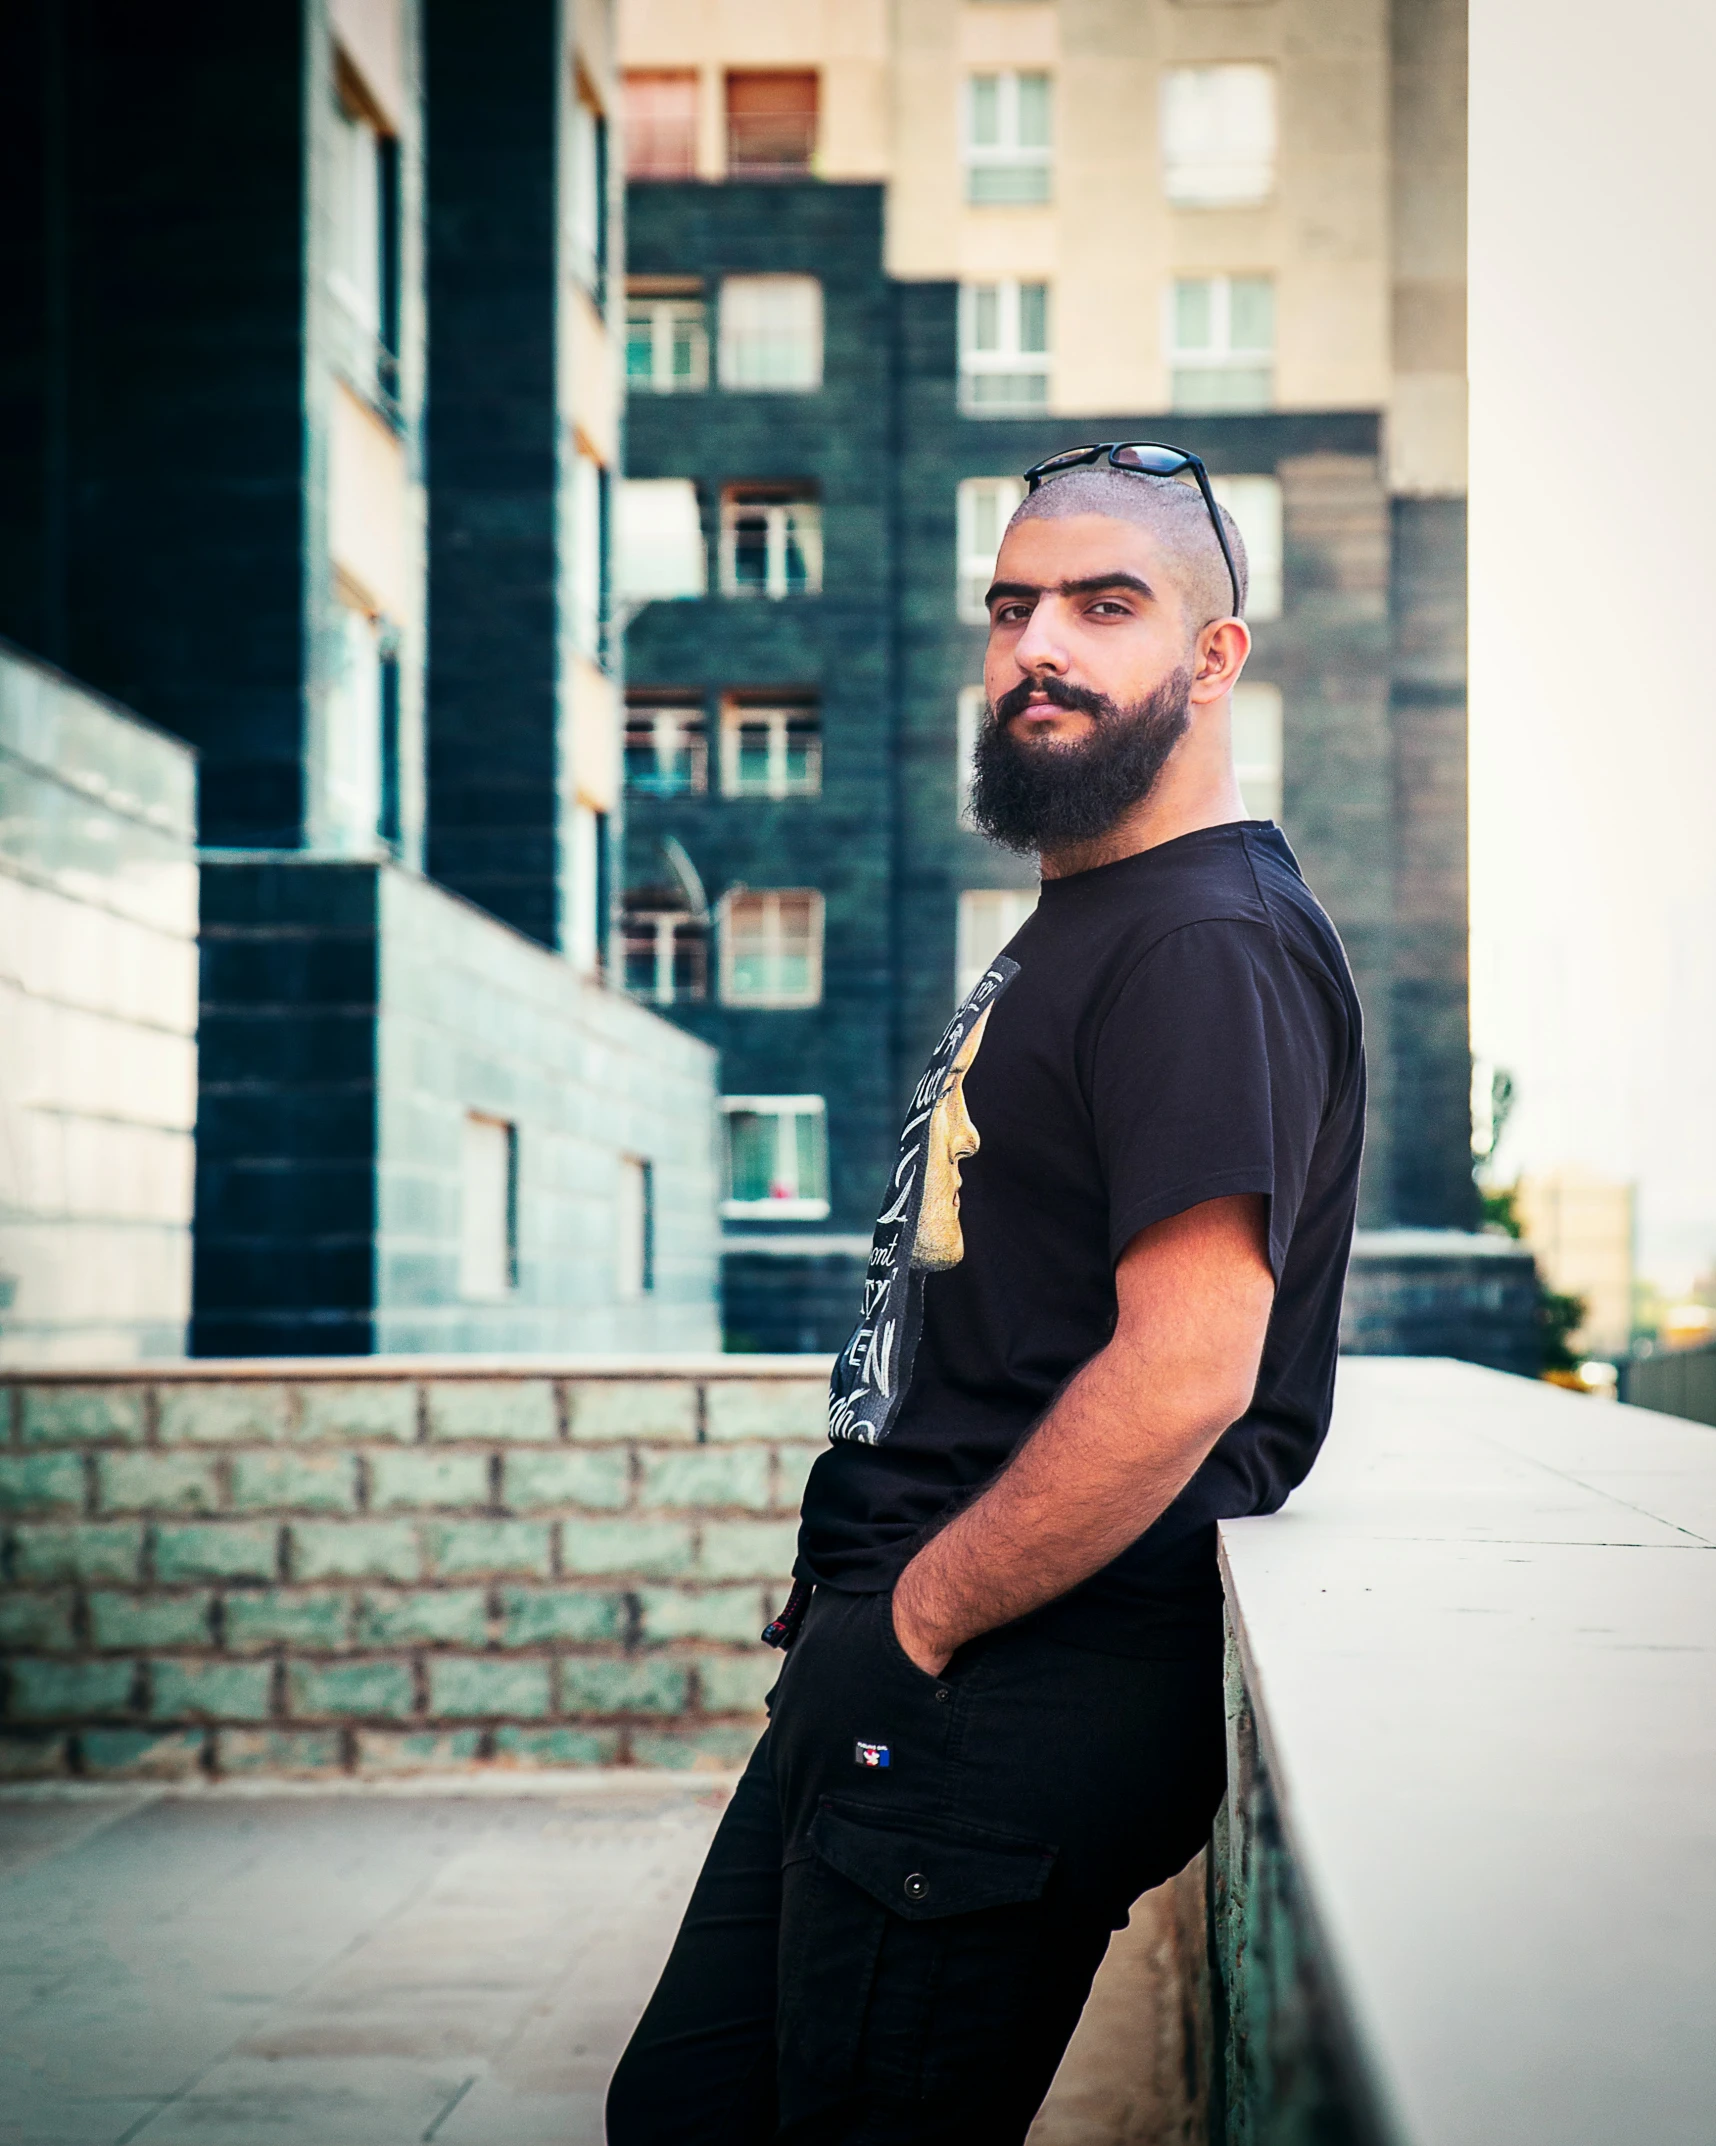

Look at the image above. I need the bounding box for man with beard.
[608,449,1365,2144]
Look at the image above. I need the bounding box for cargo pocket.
[777,1796,1058,2112]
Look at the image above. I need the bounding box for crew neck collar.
[1034,819,1275,898]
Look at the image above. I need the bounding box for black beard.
[969,668,1194,856]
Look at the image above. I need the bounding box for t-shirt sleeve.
[1090,918,1335,1277]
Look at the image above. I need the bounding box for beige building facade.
[620,0,1464,490]
[1516,1168,1636,1359]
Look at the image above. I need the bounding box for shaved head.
[1007,466,1248,629]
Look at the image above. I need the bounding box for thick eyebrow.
[984,570,1158,609]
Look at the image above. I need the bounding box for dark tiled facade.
[0,5,309,847]
[0,4,721,1359]
[424,0,564,948]
[624,179,1476,1351]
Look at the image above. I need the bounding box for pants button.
[903,1872,929,1902]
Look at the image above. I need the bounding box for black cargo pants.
[606,1584,1226,2145]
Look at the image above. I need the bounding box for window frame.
[719,695,822,800]
[718,888,825,1009]
[625,294,710,394]
[568,448,611,665]
[1209,473,1284,621]
[1167,273,1276,412]
[958,281,1051,413]
[956,889,1038,1006]
[1161,64,1278,209]
[458,1111,520,1300]
[567,84,610,302]
[622,905,709,1006]
[616,1154,656,1299]
[724,69,819,179]
[625,696,709,797]
[1231,679,1284,825]
[622,69,700,180]
[718,485,824,600]
[328,50,401,421]
[717,274,825,393]
[963,71,1054,205]
[956,684,987,826]
[322,581,392,856]
[955,476,1026,623]
[719,1094,830,1220]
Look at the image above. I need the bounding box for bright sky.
[1468,0,1716,1290]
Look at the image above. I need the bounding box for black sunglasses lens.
[1111,445,1189,475]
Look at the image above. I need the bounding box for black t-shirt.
[796,822,1366,1649]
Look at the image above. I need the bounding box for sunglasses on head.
[1021,441,1243,619]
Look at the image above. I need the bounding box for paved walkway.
[0,1781,1188,2145]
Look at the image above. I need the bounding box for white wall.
[1469,0,1716,1289]
[0,650,199,1360]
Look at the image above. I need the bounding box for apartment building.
[0,0,720,1354]
[616,0,1471,1350]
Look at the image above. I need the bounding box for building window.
[616,1156,655,1299]
[323,591,394,854]
[719,486,823,599]
[1210,474,1283,621]
[1162,66,1277,207]
[965,72,1052,205]
[720,890,824,1007]
[956,476,1026,623]
[720,696,821,798]
[959,282,1050,412]
[956,684,987,825]
[459,1112,518,1299]
[721,1096,830,1219]
[569,802,610,977]
[718,275,823,391]
[626,283,709,393]
[570,449,609,661]
[957,890,1038,1005]
[624,905,708,1004]
[624,70,699,178]
[1169,275,1274,412]
[726,71,818,178]
[617,479,706,604]
[626,696,708,796]
[568,86,609,299]
[1232,681,1284,824]
[328,55,400,414]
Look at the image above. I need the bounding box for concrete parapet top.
[1348,1229,1534,1259]
[1218,1357,1716,2145]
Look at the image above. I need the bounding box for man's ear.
[1189,618,1251,704]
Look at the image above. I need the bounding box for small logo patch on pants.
[854,1740,890,1768]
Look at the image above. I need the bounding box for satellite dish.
[660,835,709,922]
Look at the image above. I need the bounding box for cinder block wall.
[0,1360,828,1780]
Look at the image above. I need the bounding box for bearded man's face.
[969,667,1193,854]
[975,511,1204,856]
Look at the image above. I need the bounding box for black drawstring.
[761,1579,813,1651]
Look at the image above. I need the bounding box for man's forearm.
[891,1333,1243,1672]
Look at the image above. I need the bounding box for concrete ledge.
[1214,1357,1716,2145]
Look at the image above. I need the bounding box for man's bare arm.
[891,1194,1275,1674]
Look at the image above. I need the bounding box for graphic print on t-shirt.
[828,958,1020,1445]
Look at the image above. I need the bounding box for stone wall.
[0,1361,827,1780]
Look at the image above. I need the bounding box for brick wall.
[0,1360,828,1780]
